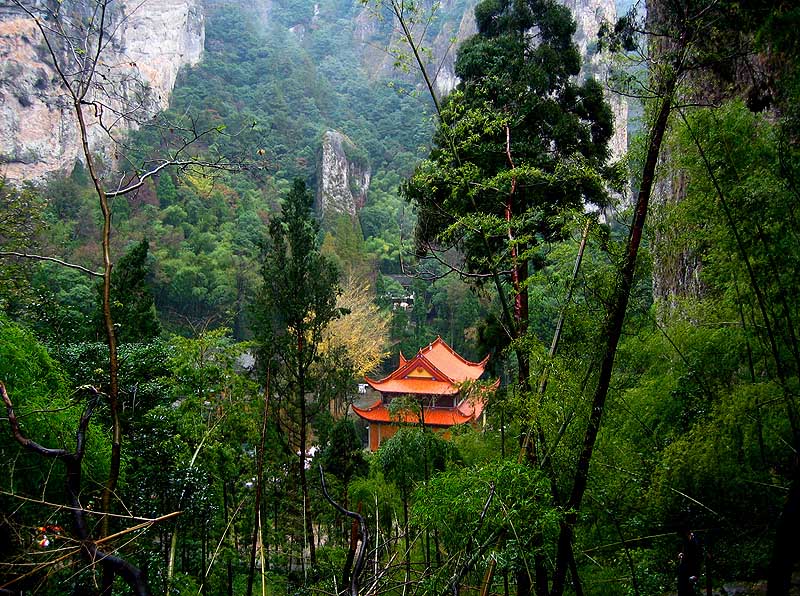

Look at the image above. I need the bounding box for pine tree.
[253,178,343,570]
[403,0,615,383]
[95,239,161,343]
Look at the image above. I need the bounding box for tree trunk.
[517,567,532,596]
[73,95,122,596]
[549,71,678,596]
[342,513,359,591]
[248,370,271,596]
[404,494,411,593]
[299,363,316,570]
[768,462,800,595]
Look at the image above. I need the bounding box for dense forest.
[1,0,799,594]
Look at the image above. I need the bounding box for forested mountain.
[1,0,800,594]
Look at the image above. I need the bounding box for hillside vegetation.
[1,0,799,595]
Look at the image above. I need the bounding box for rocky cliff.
[647,0,773,306]
[353,0,477,98]
[353,0,627,159]
[0,0,204,182]
[562,0,627,159]
[316,130,371,221]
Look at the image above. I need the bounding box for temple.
[352,337,497,451]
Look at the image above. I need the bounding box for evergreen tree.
[403,0,615,383]
[156,173,178,208]
[95,239,161,343]
[252,178,343,570]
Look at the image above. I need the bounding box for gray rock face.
[424,0,478,99]
[352,0,476,94]
[651,167,706,306]
[0,0,204,182]
[561,0,628,160]
[316,130,371,220]
[353,0,627,160]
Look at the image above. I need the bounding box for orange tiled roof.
[456,379,498,419]
[352,399,475,426]
[365,377,460,395]
[422,337,488,381]
[366,337,489,394]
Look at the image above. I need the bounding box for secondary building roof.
[365,336,490,396]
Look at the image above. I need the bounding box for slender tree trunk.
[299,362,316,570]
[768,462,800,595]
[75,101,122,596]
[342,508,360,590]
[517,567,532,596]
[550,71,678,596]
[481,558,497,596]
[404,492,411,593]
[248,369,271,596]
[259,511,267,596]
[202,522,208,596]
[222,480,233,596]
[168,529,179,592]
[533,219,591,596]
[567,549,584,596]
[540,219,591,395]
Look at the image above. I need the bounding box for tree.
[413,461,556,595]
[94,239,161,343]
[319,418,370,590]
[378,427,454,589]
[319,273,390,396]
[546,2,774,594]
[403,0,615,391]
[0,0,240,590]
[0,179,47,316]
[658,100,800,595]
[399,1,614,594]
[0,315,174,595]
[253,178,344,571]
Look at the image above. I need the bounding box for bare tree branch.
[0,251,103,277]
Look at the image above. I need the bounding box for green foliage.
[0,314,69,438]
[403,0,617,379]
[349,465,400,538]
[157,172,178,208]
[0,319,111,475]
[253,179,350,569]
[320,418,369,489]
[94,238,161,342]
[0,179,46,317]
[413,460,556,560]
[254,179,343,365]
[378,427,455,497]
[16,1,800,592]
[0,316,111,586]
[570,95,800,587]
[123,328,260,592]
[5,0,440,338]
[22,264,96,341]
[166,3,432,182]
